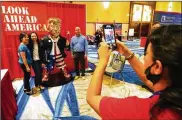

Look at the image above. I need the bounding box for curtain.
[1,2,86,79]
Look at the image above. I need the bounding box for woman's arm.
[19,52,30,72]
[87,42,111,115]
[116,40,153,90]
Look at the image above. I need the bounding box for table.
[1,69,17,120]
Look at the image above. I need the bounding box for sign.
[114,23,122,35]
[1,2,48,35]
[154,11,182,25]
[129,28,134,36]
[96,23,104,31]
[95,23,122,35]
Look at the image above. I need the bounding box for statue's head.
[47,17,61,38]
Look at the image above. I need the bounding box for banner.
[114,23,122,35]
[154,11,182,25]
[1,1,86,79]
[1,2,48,35]
[95,23,122,35]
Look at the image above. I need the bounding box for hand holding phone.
[98,42,112,64]
[102,24,117,50]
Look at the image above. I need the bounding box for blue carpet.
[16,77,82,119]
[87,42,145,86]
[42,87,55,114]
[54,82,80,119]
[55,115,96,120]
[16,77,35,120]
[121,65,144,85]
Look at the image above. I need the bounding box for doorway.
[129,2,156,38]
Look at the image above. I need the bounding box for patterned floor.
[72,74,152,119]
[13,72,152,119]
[13,42,151,119]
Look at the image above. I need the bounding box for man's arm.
[84,37,88,56]
[70,37,74,57]
[65,40,70,51]
[62,36,70,51]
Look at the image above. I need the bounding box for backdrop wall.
[155,1,182,13]
[1,2,86,79]
[74,2,130,23]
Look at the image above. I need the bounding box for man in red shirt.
[86,25,182,119]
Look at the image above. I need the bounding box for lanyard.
[150,91,162,98]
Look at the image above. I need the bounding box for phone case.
[103,24,117,50]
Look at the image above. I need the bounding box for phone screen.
[103,24,117,50]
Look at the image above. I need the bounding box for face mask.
[145,62,161,85]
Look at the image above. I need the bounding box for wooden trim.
[132,21,151,23]
[86,22,129,24]
[129,1,133,31]
[139,5,144,37]
[150,9,155,34]
[154,11,182,14]
[131,1,156,6]
[129,1,156,38]
[128,1,132,40]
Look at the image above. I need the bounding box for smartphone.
[102,24,117,50]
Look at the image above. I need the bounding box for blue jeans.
[32,60,42,87]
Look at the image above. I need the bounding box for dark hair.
[146,25,182,119]
[145,24,164,53]
[153,21,160,26]
[19,32,28,42]
[27,32,39,50]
